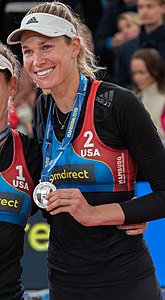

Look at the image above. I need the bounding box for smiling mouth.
[36,67,54,77]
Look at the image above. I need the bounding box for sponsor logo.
[67,107,78,138]
[26,17,38,25]
[0,192,23,213]
[117,154,126,184]
[96,90,114,107]
[50,164,95,184]
[71,28,76,35]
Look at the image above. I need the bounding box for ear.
[9,76,18,97]
[71,37,81,58]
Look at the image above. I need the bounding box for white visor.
[7,13,77,45]
[0,54,14,76]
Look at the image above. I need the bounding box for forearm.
[89,203,125,226]
[90,188,165,227]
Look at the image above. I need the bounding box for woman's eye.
[23,49,32,55]
[42,45,52,50]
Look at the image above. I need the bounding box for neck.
[144,20,163,34]
[51,72,80,113]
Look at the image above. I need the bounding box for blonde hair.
[118,12,141,27]
[26,1,104,79]
[0,42,20,79]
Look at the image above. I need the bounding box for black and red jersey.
[0,130,42,299]
[33,78,165,290]
[49,80,137,193]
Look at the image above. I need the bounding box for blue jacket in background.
[114,23,165,89]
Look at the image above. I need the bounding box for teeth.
[37,68,54,76]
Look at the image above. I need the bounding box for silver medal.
[33,181,56,209]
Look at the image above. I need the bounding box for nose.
[33,53,45,67]
[138,5,148,16]
[133,73,140,80]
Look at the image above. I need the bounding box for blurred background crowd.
[1,0,165,144]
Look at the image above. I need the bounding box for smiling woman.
[6,2,165,300]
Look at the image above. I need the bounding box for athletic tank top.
[50,81,137,192]
[0,129,35,227]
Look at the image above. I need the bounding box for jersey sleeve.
[112,86,165,223]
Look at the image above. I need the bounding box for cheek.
[133,74,144,84]
[60,57,74,73]
[142,74,151,83]
[132,26,140,33]
[0,91,9,108]
[23,56,33,71]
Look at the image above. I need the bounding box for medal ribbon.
[41,73,88,182]
[0,123,10,142]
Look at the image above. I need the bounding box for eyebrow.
[21,39,49,49]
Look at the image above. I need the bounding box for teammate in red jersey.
[0,42,42,300]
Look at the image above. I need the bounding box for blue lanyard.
[41,73,88,182]
[0,123,10,142]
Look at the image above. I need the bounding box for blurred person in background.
[94,0,137,80]
[114,0,165,88]
[130,48,165,143]
[112,11,141,53]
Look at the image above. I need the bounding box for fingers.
[117,223,147,235]
[46,199,70,211]
[125,228,146,235]
[45,188,80,213]
[46,188,78,201]
[117,223,147,230]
